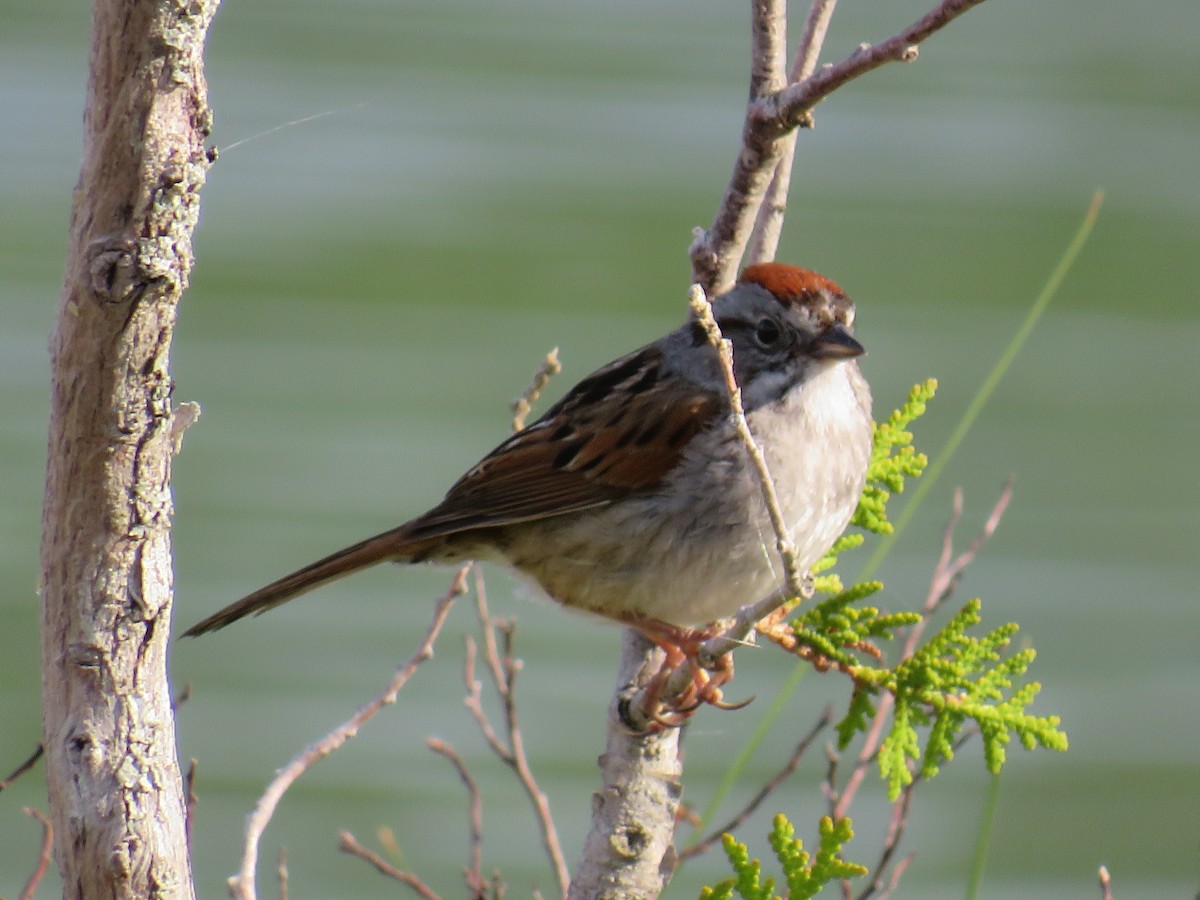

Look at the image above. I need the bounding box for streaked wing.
[403,345,720,539]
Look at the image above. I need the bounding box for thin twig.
[763,0,989,129]
[1098,865,1113,900]
[791,0,839,84]
[874,853,914,900]
[920,481,1014,640]
[688,286,804,600]
[678,707,832,862]
[228,567,468,900]
[19,807,53,900]
[511,348,561,432]
[463,638,511,759]
[0,744,44,792]
[854,784,914,900]
[473,568,510,707]
[693,0,989,293]
[465,575,570,895]
[427,738,487,898]
[339,830,441,900]
[849,730,973,900]
[690,0,793,292]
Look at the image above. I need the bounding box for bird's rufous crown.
[739,262,853,327]
[740,263,844,301]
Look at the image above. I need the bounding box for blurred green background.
[3,0,1197,897]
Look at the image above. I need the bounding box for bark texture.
[569,633,683,899]
[39,1,219,896]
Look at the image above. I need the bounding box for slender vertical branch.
[691,0,792,294]
[747,0,839,263]
[466,574,570,895]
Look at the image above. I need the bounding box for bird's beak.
[810,324,865,359]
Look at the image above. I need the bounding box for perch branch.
[569,632,684,898]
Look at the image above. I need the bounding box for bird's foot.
[620,617,753,731]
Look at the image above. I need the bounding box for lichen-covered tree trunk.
[39,1,219,895]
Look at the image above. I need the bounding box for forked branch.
[691,0,991,294]
[229,567,468,900]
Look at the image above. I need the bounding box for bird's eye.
[754,318,782,347]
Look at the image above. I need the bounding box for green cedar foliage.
[700,382,1066,896]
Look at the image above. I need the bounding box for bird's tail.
[181,525,437,637]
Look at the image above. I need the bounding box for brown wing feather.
[183,345,721,636]
[402,345,721,540]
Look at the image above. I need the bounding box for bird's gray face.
[711,282,864,413]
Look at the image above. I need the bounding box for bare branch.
[228,567,467,900]
[427,739,487,898]
[853,783,914,900]
[465,573,570,895]
[339,831,441,900]
[19,807,53,900]
[693,0,988,292]
[762,0,989,130]
[463,637,512,760]
[871,853,914,900]
[749,0,789,99]
[678,707,833,862]
[747,0,839,263]
[920,481,1013,638]
[1098,865,1113,900]
[792,0,840,84]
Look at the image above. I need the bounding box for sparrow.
[184,263,873,708]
